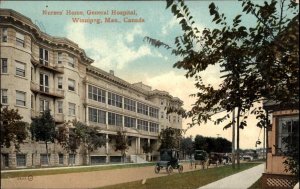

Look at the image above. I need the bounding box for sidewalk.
[199,163,265,189]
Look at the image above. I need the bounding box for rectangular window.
[69,154,75,165]
[161,112,164,119]
[59,154,64,165]
[150,122,159,133]
[68,79,75,91]
[15,61,25,77]
[124,116,136,128]
[137,119,148,131]
[40,154,50,165]
[58,77,63,89]
[2,28,7,42]
[1,89,8,104]
[58,101,63,113]
[39,48,49,66]
[68,56,75,68]
[149,107,159,118]
[88,107,106,124]
[277,116,299,153]
[137,102,148,116]
[16,154,26,167]
[108,112,122,126]
[16,91,26,106]
[16,32,25,47]
[124,98,136,112]
[1,58,8,73]
[57,52,63,64]
[88,85,106,103]
[108,92,122,108]
[40,73,49,93]
[68,103,76,116]
[39,99,49,112]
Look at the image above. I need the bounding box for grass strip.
[99,163,261,189]
[248,176,262,189]
[1,163,156,179]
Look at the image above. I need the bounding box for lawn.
[248,176,262,189]
[1,163,155,179]
[99,163,261,189]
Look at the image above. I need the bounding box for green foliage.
[142,140,154,154]
[30,110,56,143]
[73,120,106,154]
[114,130,128,156]
[158,127,182,150]
[0,107,28,151]
[56,124,81,154]
[145,0,298,170]
[180,136,194,157]
[194,135,232,153]
[282,130,299,178]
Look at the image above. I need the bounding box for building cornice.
[0,9,93,65]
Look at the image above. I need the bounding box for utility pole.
[232,108,235,169]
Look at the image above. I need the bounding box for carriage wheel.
[167,165,173,175]
[178,165,183,173]
[154,165,160,174]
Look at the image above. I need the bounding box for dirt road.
[1,163,207,189]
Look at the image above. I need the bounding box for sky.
[1,0,268,149]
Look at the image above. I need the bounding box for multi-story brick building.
[0,9,183,168]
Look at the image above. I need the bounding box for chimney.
[109,70,114,76]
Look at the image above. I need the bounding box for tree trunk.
[232,108,236,169]
[236,106,241,169]
[45,141,50,166]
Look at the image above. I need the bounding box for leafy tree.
[142,140,154,154]
[194,135,232,153]
[194,135,208,152]
[180,136,194,159]
[282,129,299,178]
[31,110,56,165]
[56,123,81,165]
[114,130,128,162]
[0,107,28,151]
[145,0,299,168]
[158,127,182,150]
[72,120,106,165]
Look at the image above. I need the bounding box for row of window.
[1,28,25,48]
[88,85,159,118]
[88,107,159,132]
[0,89,76,116]
[1,28,76,68]
[1,58,76,93]
[7,153,76,167]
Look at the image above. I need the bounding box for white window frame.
[16,90,26,107]
[68,55,75,68]
[39,99,49,112]
[1,58,8,73]
[16,32,25,47]
[68,103,76,116]
[15,61,26,77]
[39,48,49,66]
[40,73,49,93]
[2,28,7,42]
[57,52,63,64]
[1,89,8,104]
[58,77,63,89]
[58,101,63,113]
[68,79,75,91]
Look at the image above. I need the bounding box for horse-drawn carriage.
[154,149,183,175]
[193,150,209,169]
